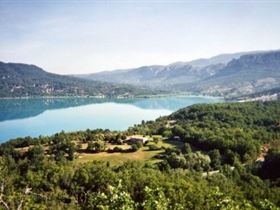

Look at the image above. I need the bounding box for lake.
[0,96,223,143]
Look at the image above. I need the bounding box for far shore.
[0,93,224,100]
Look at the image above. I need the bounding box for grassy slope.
[76,139,183,165]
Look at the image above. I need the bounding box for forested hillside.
[0,62,156,98]
[0,101,280,209]
[131,102,280,164]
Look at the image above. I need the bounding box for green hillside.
[0,62,156,98]
[0,101,280,209]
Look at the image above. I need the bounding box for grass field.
[76,138,184,165]
[77,148,162,165]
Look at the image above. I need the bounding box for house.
[126,136,148,145]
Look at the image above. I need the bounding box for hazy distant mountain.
[95,63,224,89]
[75,50,280,97]
[186,51,280,97]
[75,62,226,89]
[173,51,254,67]
[0,62,155,98]
[74,51,261,89]
[3,50,279,98]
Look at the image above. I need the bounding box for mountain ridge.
[2,49,280,98]
[188,51,280,96]
[0,62,156,98]
[74,50,280,97]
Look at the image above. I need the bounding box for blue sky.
[1,0,280,74]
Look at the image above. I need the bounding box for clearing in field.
[76,137,184,165]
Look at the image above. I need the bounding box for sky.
[0,0,280,74]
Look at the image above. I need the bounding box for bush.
[107,146,124,153]
[148,144,161,151]
[130,143,142,152]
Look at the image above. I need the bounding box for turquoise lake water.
[0,96,223,143]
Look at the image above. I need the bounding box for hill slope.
[1,101,280,209]
[0,62,154,98]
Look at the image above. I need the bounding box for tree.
[209,149,222,170]
[185,152,211,171]
[49,132,77,161]
[258,199,280,210]
[171,125,185,138]
[142,186,169,210]
[181,143,192,154]
[204,187,253,210]
[153,136,161,144]
[224,150,238,165]
[87,181,135,210]
[162,130,172,138]
[26,145,45,167]
[130,142,142,152]
[87,141,105,153]
[166,153,187,169]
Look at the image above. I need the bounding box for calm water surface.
[0,96,223,142]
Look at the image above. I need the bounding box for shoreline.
[0,94,224,143]
[0,93,224,100]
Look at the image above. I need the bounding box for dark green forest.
[0,101,280,209]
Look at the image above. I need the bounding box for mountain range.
[75,50,280,98]
[0,62,156,98]
[1,50,280,99]
[75,52,248,90]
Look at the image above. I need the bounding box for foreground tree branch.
[0,182,9,210]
